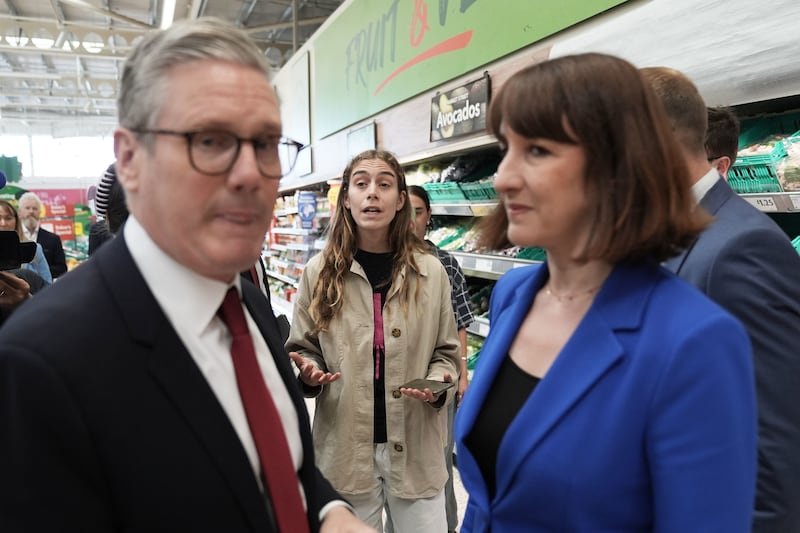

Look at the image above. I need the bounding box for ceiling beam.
[244,15,327,34]
[56,0,153,29]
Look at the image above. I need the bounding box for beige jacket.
[286,251,460,498]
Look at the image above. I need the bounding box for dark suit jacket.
[665,177,800,533]
[35,226,67,278]
[455,262,757,532]
[0,234,339,532]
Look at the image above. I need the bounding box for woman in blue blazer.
[455,53,757,532]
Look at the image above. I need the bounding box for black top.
[354,249,394,443]
[465,355,540,498]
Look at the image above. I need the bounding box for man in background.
[706,106,741,179]
[18,191,67,279]
[0,17,372,533]
[642,66,800,533]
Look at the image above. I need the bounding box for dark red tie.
[218,287,309,533]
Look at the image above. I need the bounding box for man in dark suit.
[642,67,800,533]
[17,191,68,278]
[0,17,373,533]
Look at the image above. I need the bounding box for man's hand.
[289,351,341,387]
[320,506,377,532]
[0,271,31,309]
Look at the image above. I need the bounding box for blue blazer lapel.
[492,263,656,502]
[96,236,273,531]
[456,264,546,512]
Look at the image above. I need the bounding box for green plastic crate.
[422,182,467,203]
[459,180,497,201]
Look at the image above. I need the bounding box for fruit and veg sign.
[313,0,630,137]
[430,73,489,141]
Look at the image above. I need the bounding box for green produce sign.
[313,0,629,137]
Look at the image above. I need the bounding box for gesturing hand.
[289,351,342,387]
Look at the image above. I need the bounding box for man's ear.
[713,156,734,179]
[114,128,141,193]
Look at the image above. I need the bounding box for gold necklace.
[544,283,600,303]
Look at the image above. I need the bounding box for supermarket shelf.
[274,207,299,217]
[271,295,294,321]
[272,227,316,235]
[450,251,539,280]
[265,270,299,287]
[739,192,800,212]
[467,317,490,338]
[430,201,497,217]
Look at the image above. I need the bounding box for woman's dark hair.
[479,52,709,263]
[408,185,431,210]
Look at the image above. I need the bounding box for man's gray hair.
[18,191,42,208]
[117,17,271,133]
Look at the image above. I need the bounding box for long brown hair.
[309,150,429,333]
[479,53,709,263]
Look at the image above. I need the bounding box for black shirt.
[465,355,540,498]
[354,249,394,443]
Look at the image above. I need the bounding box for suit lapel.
[95,236,272,532]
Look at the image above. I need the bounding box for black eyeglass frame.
[131,128,306,179]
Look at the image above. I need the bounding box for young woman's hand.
[399,373,454,403]
[289,351,342,387]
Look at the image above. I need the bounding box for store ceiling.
[0,0,344,137]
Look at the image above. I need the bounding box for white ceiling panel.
[0,0,345,136]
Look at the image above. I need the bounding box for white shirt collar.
[691,167,721,203]
[123,215,237,335]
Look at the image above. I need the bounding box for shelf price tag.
[744,196,778,212]
[790,195,800,211]
[470,204,493,216]
[474,258,494,273]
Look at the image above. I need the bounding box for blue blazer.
[455,261,757,532]
[665,177,800,532]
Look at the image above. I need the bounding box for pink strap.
[372,293,385,380]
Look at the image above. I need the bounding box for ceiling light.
[160,0,177,29]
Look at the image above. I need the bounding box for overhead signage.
[313,0,631,137]
[431,73,490,142]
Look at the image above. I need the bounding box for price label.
[474,258,494,273]
[470,204,494,216]
[743,196,778,212]
[790,195,800,211]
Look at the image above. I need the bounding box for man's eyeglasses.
[131,129,305,179]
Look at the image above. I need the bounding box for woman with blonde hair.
[287,149,460,532]
[0,199,52,284]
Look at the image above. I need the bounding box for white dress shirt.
[692,167,721,203]
[123,216,304,501]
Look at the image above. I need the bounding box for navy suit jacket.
[665,177,800,532]
[455,262,757,532]
[35,226,67,278]
[0,234,339,532]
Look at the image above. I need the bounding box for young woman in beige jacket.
[287,150,461,533]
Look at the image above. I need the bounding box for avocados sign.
[313,0,630,137]
[431,73,490,141]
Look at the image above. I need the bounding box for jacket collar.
[664,177,734,273]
